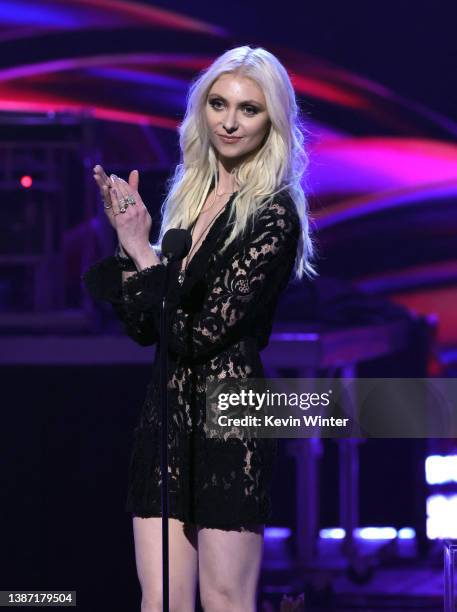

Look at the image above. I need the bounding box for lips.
[217,134,243,143]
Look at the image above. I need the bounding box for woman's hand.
[93,164,130,257]
[108,171,161,270]
[93,164,116,229]
[92,165,160,269]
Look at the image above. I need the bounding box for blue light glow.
[265,527,291,540]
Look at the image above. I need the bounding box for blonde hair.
[157,44,318,280]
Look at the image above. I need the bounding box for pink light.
[20,175,32,188]
[81,0,227,35]
[290,72,370,109]
[310,137,457,196]
[314,178,457,230]
[0,53,215,83]
[0,97,178,129]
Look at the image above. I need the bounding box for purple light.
[315,178,457,230]
[265,527,291,540]
[319,526,415,540]
[271,332,320,342]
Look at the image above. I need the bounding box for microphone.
[161,228,192,262]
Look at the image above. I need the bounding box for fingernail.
[110,174,118,181]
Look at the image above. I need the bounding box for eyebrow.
[207,93,264,107]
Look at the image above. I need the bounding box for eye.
[243,105,259,116]
[208,99,224,110]
[208,99,260,116]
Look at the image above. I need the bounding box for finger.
[118,177,137,198]
[102,184,113,208]
[93,173,107,193]
[110,185,122,216]
[116,176,140,204]
[101,169,113,188]
[93,165,105,183]
[94,165,113,189]
[111,176,129,215]
[93,170,111,205]
[129,169,139,192]
[93,172,110,198]
[111,175,130,199]
[94,164,108,181]
[111,175,138,212]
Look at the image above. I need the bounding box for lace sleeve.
[167,197,300,360]
[89,197,299,357]
[81,255,165,347]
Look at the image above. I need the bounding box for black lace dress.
[82,190,300,531]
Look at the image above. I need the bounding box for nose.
[222,108,238,134]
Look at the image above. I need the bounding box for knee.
[141,592,194,612]
[140,593,162,612]
[200,587,254,612]
[140,595,160,612]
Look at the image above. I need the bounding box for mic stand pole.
[159,263,172,612]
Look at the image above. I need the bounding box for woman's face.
[205,73,271,164]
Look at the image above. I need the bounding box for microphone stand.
[159,260,172,612]
[157,230,191,612]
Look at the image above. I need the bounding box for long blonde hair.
[157,45,318,280]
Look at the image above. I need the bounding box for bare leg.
[198,524,264,612]
[132,515,198,612]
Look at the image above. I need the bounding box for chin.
[217,149,247,158]
[217,144,255,157]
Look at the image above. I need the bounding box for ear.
[129,169,139,191]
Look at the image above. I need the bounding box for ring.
[117,196,129,214]
[103,202,113,209]
[125,194,136,205]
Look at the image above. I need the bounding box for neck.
[216,158,238,193]
[216,147,260,192]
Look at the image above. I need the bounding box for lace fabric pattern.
[81,191,300,530]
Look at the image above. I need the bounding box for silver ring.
[125,194,136,205]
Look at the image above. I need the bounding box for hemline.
[127,509,268,532]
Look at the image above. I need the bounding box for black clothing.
[82,190,300,530]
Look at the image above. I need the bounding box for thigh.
[198,524,264,611]
[132,516,198,611]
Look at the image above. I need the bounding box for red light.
[20,175,32,188]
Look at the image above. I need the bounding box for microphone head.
[162,228,192,262]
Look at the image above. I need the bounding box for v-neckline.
[170,190,238,299]
[187,190,237,264]
[184,203,230,270]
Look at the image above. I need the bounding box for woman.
[83,45,317,612]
